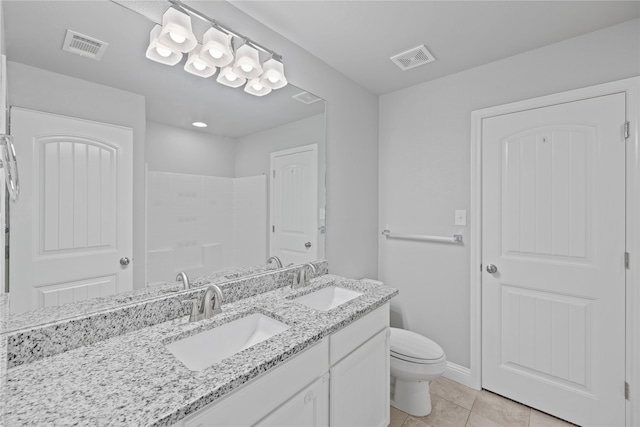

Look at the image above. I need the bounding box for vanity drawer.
[330,303,389,364]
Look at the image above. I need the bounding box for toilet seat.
[390,327,445,364]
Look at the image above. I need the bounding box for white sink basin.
[165,313,289,371]
[293,286,363,311]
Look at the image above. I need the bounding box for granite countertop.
[5,275,397,427]
[6,263,281,333]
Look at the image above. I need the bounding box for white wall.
[7,61,147,290]
[202,2,380,279]
[379,19,640,369]
[235,114,326,178]
[146,121,236,177]
[233,175,268,267]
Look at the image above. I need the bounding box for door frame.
[469,77,639,425]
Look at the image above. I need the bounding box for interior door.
[481,93,626,426]
[9,108,133,314]
[270,144,318,266]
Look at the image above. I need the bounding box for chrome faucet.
[267,256,283,268]
[176,272,190,289]
[291,263,317,289]
[188,285,224,322]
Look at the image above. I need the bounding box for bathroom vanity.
[4,274,397,426]
[175,303,390,427]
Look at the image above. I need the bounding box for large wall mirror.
[2,0,326,330]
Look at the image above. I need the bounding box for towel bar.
[381,229,463,244]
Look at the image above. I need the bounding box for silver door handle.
[120,257,130,266]
[486,264,498,274]
[305,242,311,249]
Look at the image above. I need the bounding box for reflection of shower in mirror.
[0,134,20,202]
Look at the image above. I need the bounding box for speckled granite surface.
[5,262,305,333]
[6,275,397,427]
[0,293,8,427]
[6,261,327,367]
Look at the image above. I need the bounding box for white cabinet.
[330,329,389,427]
[257,375,329,426]
[329,304,390,427]
[178,338,329,427]
[175,303,390,427]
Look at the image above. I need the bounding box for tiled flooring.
[389,377,576,427]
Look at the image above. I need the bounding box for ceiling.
[229,0,640,95]
[3,1,325,138]
[4,0,638,134]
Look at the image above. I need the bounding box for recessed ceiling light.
[192,121,207,128]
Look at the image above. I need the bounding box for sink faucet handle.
[183,299,199,322]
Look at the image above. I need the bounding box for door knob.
[120,257,130,266]
[305,242,312,249]
[486,264,498,274]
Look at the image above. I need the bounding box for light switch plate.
[455,210,467,226]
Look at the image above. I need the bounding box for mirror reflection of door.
[270,144,318,266]
[9,107,133,314]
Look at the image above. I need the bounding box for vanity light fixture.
[145,24,182,66]
[200,27,234,67]
[232,43,263,79]
[216,66,246,88]
[259,57,287,89]
[244,78,272,97]
[144,0,287,96]
[158,7,197,53]
[184,45,217,77]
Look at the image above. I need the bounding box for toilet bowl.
[390,327,447,416]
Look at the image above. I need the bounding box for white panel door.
[270,144,318,266]
[9,108,133,314]
[482,94,626,426]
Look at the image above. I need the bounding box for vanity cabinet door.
[256,375,329,427]
[330,328,390,427]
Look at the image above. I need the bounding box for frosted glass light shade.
[244,78,272,97]
[158,7,197,53]
[216,66,246,88]
[200,27,234,67]
[232,44,263,79]
[184,46,217,77]
[259,58,288,89]
[145,25,182,65]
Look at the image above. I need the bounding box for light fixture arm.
[168,0,283,62]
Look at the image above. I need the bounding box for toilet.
[390,327,447,416]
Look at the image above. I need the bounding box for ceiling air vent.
[293,91,322,105]
[62,30,109,61]
[390,44,435,71]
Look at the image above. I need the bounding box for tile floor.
[389,377,576,427]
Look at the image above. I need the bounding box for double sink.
[165,285,363,371]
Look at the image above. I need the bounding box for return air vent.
[390,44,435,71]
[62,30,109,61]
[292,91,322,105]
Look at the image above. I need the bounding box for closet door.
[482,93,626,426]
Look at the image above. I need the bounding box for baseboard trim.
[443,362,476,389]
